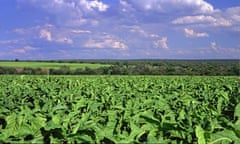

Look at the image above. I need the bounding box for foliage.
[0,76,240,143]
[0,60,239,75]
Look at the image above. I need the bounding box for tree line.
[0,60,239,75]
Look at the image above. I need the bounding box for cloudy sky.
[0,0,240,60]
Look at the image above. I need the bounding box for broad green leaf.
[217,97,224,114]
[210,129,239,144]
[77,134,94,143]
[139,110,159,125]
[19,124,34,136]
[234,103,240,118]
[178,109,186,120]
[52,104,68,113]
[147,130,158,143]
[196,125,206,144]
[31,115,46,131]
[0,75,239,143]
[128,121,141,140]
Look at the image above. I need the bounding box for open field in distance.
[0,61,110,70]
[0,60,239,75]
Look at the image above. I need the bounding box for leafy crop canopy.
[0,76,239,143]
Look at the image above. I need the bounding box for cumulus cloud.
[172,15,232,27]
[84,39,127,49]
[154,37,168,49]
[149,34,160,38]
[225,7,240,23]
[126,25,160,38]
[211,42,217,50]
[11,0,240,59]
[128,25,148,37]
[184,28,209,38]
[82,0,109,12]
[17,0,109,22]
[127,0,214,13]
[39,29,52,41]
[18,0,79,16]
[119,0,131,12]
[39,28,74,44]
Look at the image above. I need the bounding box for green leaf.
[234,120,240,138]
[219,90,229,101]
[76,134,94,143]
[178,109,186,120]
[19,124,34,136]
[147,130,159,143]
[210,129,239,144]
[139,110,159,125]
[52,105,68,113]
[31,115,46,131]
[129,122,141,140]
[196,125,206,144]
[217,97,224,114]
[50,135,61,143]
[234,103,240,119]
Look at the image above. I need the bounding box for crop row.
[0,76,240,143]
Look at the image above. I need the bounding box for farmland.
[0,60,239,75]
[0,75,240,143]
[0,61,110,70]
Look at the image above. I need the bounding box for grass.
[0,61,110,70]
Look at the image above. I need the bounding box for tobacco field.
[0,76,240,143]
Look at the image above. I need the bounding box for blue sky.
[0,0,240,60]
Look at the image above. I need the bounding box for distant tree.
[84,67,96,74]
[59,66,71,74]
[0,67,5,74]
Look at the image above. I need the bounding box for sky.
[0,0,240,60]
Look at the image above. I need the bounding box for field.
[0,60,239,75]
[0,61,110,70]
[0,76,240,143]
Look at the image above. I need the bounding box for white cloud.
[39,27,73,44]
[13,46,37,54]
[39,29,52,41]
[226,7,240,24]
[84,39,127,49]
[18,0,109,21]
[112,41,127,49]
[172,15,232,27]
[129,25,148,37]
[211,42,217,50]
[14,28,26,34]
[120,0,129,12]
[184,28,208,38]
[154,37,168,49]
[85,0,109,12]
[13,49,26,54]
[0,39,22,44]
[12,1,240,59]
[149,34,160,38]
[71,29,92,34]
[19,0,80,16]
[56,37,73,44]
[126,25,160,38]
[119,0,136,13]
[65,18,99,27]
[127,0,214,13]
